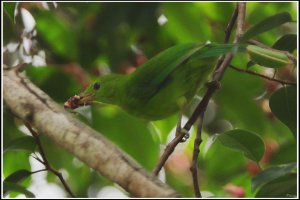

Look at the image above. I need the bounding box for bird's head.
[64,74,125,110]
[64,82,100,109]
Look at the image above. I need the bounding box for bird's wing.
[127,43,240,100]
[127,43,206,99]
[151,43,240,86]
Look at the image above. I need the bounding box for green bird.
[65,43,239,122]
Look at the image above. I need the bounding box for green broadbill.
[64,43,241,120]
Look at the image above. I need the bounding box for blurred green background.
[3,2,297,198]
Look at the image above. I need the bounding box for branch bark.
[3,68,179,198]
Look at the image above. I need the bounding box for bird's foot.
[176,128,190,143]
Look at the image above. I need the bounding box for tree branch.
[24,122,76,197]
[189,3,246,197]
[224,6,239,43]
[190,113,204,198]
[152,132,186,176]
[3,68,179,198]
[152,2,247,197]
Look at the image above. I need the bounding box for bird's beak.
[64,94,95,109]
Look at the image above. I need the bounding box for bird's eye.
[93,82,100,90]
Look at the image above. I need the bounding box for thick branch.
[3,68,179,198]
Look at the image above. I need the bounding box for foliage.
[2,2,297,198]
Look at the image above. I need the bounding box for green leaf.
[241,12,293,42]
[203,136,246,182]
[4,136,36,153]
[252,163,296,192]
[3,182,35,198]
[4,170,32,184]
[216,129,265,162]
[272,34,297,53]
[255,173,297,197]
[246,45,292,68]
[269,86,296,137]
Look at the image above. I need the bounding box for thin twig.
[184,81,220,131]
[224,6,239,43]
[24,122,76,197]
[193,4,245,196]
[188,4,246,197]
[213,2,246,81]
[215,5,239,72]
[186,2,246,130]
[229,65,297,86]
[31,169,48,174]
[152,82,220,177]
[234,3,246,43]
[31,153,45,164]
[152,3,246,197]
[153,132,186,176]
[190,113,204,198]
